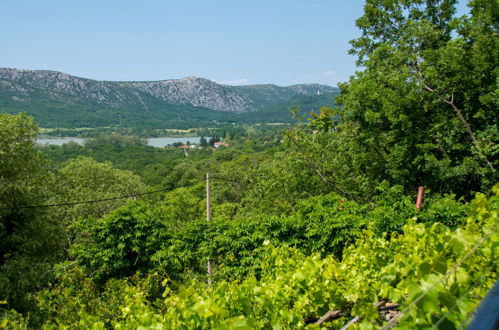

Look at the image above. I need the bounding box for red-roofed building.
[214,142,230,148]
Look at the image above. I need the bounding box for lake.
[148,137,202,147]
[36,137,204,148]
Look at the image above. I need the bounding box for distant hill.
[0,68,338,128]
[235,92,339,123]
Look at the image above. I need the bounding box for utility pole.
[206,173,212,284]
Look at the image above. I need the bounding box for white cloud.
[217,78,249,85]
[321,70,337,76]
[291,69,339,86]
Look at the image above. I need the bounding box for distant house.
[214,142,230,148]
[179,145,189,149]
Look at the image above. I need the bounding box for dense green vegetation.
[1,0,497,328]
[11,91,337,135]
[233,92,339,124]
[0,96,235,129]
[0,76,338,129]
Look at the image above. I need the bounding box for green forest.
[1,0,498,328]
[0,93,335,130]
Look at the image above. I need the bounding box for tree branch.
[290,134,358,202]
[422,83,495,172]
[415,66,495,172]
[314,310,342,325]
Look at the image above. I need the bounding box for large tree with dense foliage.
[0,115,150,313]
[0,114,64,312]
[337,0,498,197]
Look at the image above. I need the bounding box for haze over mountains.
[0,68,338,128]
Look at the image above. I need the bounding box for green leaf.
[418,261,431,275]
[417,292,440,314]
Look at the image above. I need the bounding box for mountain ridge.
[0,68,335,112]
[0,68,338,128]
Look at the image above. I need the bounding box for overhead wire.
[1,166,496,328]
[430,261,497,330]
[0,176,240,211]
[210,176,245,187]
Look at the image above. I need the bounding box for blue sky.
[0,1,470,87]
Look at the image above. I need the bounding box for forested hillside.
[1,0,497,328]
[0,69,337,128]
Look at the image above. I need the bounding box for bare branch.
[415,65,495,172]
[314,310,342,325]
[289,133,358,201]
[341,316,360,330]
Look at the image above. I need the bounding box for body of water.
[37,137,85,146]
[36,137,203,148]
[148,137,202,147]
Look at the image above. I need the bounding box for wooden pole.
[416,186,425,210]
[206,173,212,284]
[206,173,211,222]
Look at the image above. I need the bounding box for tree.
[337,0,497,197]
[48,157,147,247]
[285,113,381,203]
[199,136,208,147]
[0,114,64,312]
[208,136,220,147]
[70,201,168,281]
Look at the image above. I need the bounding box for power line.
[210,176,245,188]
[0,177,239,211]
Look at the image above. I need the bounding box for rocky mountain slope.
[0,68,335,112]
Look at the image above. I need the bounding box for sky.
[0,0,470,87]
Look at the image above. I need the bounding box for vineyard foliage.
[68,188,468,284]
[1,0,498,328]
[16,186,498,329]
